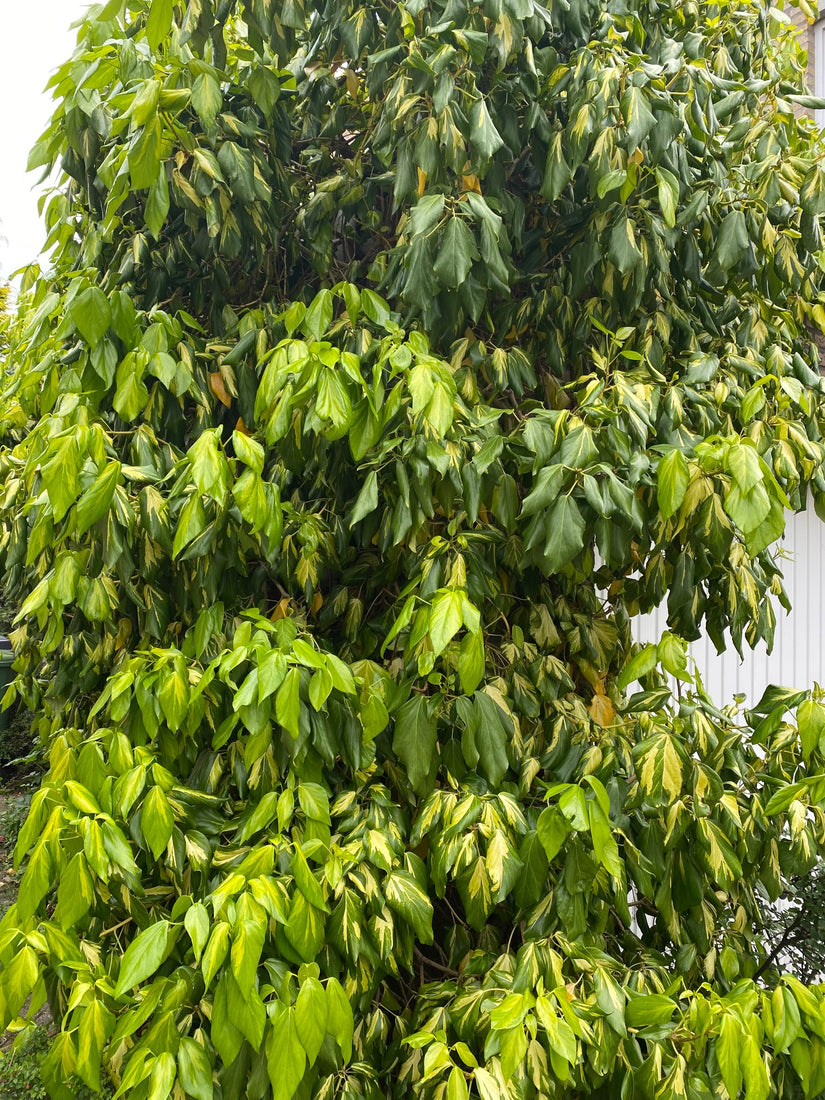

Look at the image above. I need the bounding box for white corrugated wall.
[632,507,825,703]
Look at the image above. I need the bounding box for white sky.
[0,2,88,280]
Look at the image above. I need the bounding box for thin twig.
[413,947,460,979]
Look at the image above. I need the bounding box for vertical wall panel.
[632,509,825,704]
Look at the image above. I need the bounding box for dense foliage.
[763,864,825,987]
[0,283,11,357]
[4,0,825,1098]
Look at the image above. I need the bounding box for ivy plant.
[3,1,825,1099]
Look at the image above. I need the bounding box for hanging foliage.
[3,1,825,1099]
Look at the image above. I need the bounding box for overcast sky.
[0,2,88,279]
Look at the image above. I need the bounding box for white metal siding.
[632,508,825,703]
[816,18,825,129]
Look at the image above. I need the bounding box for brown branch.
[754,905,809,980]
[413,947,460,979]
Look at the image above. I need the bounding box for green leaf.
[447,1066,469,1100]
[724,481,771,538]
[42,438,81,522]
[392,695,436,793]
[177,1037,213,1100]
[184,902,210,962]
[217,141,255,202]
[385,870,434,943]
[291,844,328,911]
[70,287,111,347]
[115,920,171,997]
[474,1068,504,1100]
[742,1034,770,1100]
[458,630,485,695]
[231,911,267,1003]
[285,890,325,962]
[129,117,162,190]
[535,996,576,1063]
[76,462,121,534]
[625,994,676,1028]
[771,985,803,1053]
[257,649,287,702]
[717,1014,743,1100]
[146,0,173,49]
[473,691,510,785]
[189,429,230,504]
[657,631,691,682]
[145,166,170,239]
[541,132,572,202]
[233,469,268,531]
[725,441,763,493]
[56,852,95,929]
[433,217,478,288]
[657,449,689,520]
[350,470,378,524]
[233,430,265,474]
[621,85,656,150]
[132,79,161,127]
[77,576,111,623]
[158,661,189,731]
[429,588,464,655]
[304,289,333,340]
[801,165,825,215]
[596,168,627,199]
[113,369,150,421]
[559,425,598,469]
[192,73,222,128]
[797,698,825,761]
[142,785,174,859]
[266,1005,306,1100]
[713,210,749,272]
[522,465,565,517]
[588,801,622,878]
[201,923,230,989]
[513,830,549,908]
[276,667,301,738]
[247,66,281,114]
[594,969,626,1036]
[470,98,504,161]
[76,999,114,1092]
[148,1053,177,1100]
[361,289,392,328]
[543,495,585,571]
[635,731,684,802]
[655,167,680,228]
[490,992,528,1030]
[236,791,279,845]
[410,194,445,236]
[325,978,354,1062]
[295,977,328,1065]
[616,644,658,690]
[764,781,806,816]
[609,216,644,275]
[308,667,333,710]
[212,974,245,1066]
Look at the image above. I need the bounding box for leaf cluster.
[2,2,825,1100]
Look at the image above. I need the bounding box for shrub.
[2,2,825,1100]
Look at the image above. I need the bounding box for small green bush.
[0,1029,113,1100]
[0,789,33,856]
[0,592,38,773]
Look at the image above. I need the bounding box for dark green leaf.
[392,695,436,793]
[433,217,478,288]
